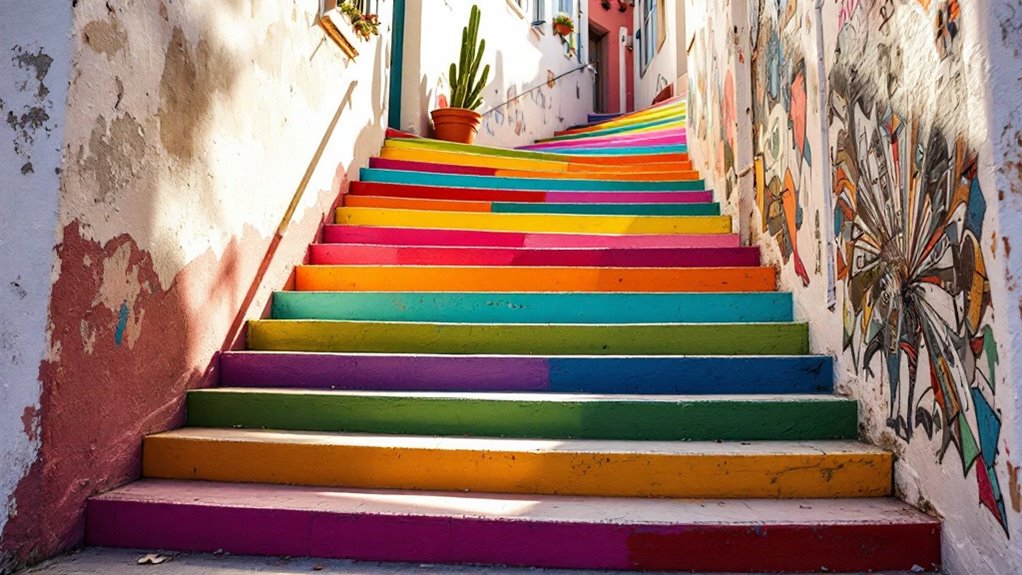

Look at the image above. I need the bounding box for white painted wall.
[0,1,71,563]
[634,0,685,107]
[400,0,594,147]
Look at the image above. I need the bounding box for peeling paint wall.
[0,2,71,571]
[687,0,1022,572]
[0,0,394,569]
[400,0,594,148]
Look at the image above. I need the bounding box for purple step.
[86,480,941,572]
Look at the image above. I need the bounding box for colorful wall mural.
[750,0,816,286]
[828,0,1007,533]
[690,0,1022,571]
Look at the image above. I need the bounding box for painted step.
[87,481,941,572]
[294,265,776,292]
[271,292,790,323]
[187,389,855,441]
[246,320,808,355]
[368,157,700,181]
[359,168,703,191]
[322,225,742,248]
[343,195,722,216]
[307,245,759,267]
[349,181,712,204]
[219,352,835,394]
[143,429,888,498]
[378,145,695,173]
[335,207,731,234]
[384,137,689,165]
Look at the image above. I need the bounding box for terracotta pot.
[554,23,574,36]
[431,107,483,144]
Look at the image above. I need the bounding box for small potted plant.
[339,2,380,40]
[431,4,491,144]
[552,12,575,37]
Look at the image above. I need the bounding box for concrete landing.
[18,548,935,575]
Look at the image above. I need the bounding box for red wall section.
[588,0,635,113]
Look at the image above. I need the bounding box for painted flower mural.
[831,72,1007,534]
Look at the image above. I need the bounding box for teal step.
[271,292,795,323]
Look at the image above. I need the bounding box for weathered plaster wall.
[400,0,594,148]
[0,0,393,570]
[688,0,1022,572]
[588,0,635,114]
[0,2,72,571]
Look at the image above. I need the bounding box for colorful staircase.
[85,100,941,572]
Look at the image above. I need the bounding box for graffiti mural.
[829,1,1008,533]
[751,0,812,285]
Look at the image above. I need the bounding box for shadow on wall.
[0,0,390,570]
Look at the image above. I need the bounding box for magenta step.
[308,244,761,267]
[349,181,713,204]
[87,480,941,572]
[322,226,741,249]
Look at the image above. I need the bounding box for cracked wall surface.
[0,1,72,572]
[687,0,1022,572]
[0,0,394,570]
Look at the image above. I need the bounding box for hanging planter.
[552,13,575,37]
[339,1,380,40]
[431,4,491,144]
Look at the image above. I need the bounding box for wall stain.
[157,26,234,159]
[82,17,126,60]
[1009,461,1021,513]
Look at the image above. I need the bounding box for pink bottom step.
[88,480,940,573]
[322,225,741,249]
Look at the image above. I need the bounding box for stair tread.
[152,428,880,456]
[224,351,827,358]
[94,479,931,525]
[250,319,807,326]
[197,388,845,403]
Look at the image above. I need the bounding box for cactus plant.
[448,5,491,111]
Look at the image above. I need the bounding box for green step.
[187,389,859,441]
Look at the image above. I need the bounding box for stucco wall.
[588,0,635,114]
[0,0,394,569]
[687,0,1022,572]
[0,2,72,571]
[400,0,594,148]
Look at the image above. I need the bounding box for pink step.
[87,480,941,572]
[349,181,713,204]
[308,244,761,267]
[322,225,742,248]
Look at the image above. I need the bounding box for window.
[533,0,546,23]
[638,0,658,73]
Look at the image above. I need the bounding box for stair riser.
[528,129,687,150]
[544,144,688,156]
[271,292,790,323]
[344,196,723,216]
[385,138,690,164]
[187,392,856,440]
[86,500,939,572]
[295,266,776,293]
[349,182,712,204]
[538,118,683,144]
[360,168,704,192]
[322,225,741,248]
[307,245,760,268]
[378,146,694,172]
[246,321,809,355]
[368,157,699,181]
[143,438,889,498]
[336,207,731,235]
[219,354,834,394]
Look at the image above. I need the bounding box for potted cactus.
[431,4,491,144]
